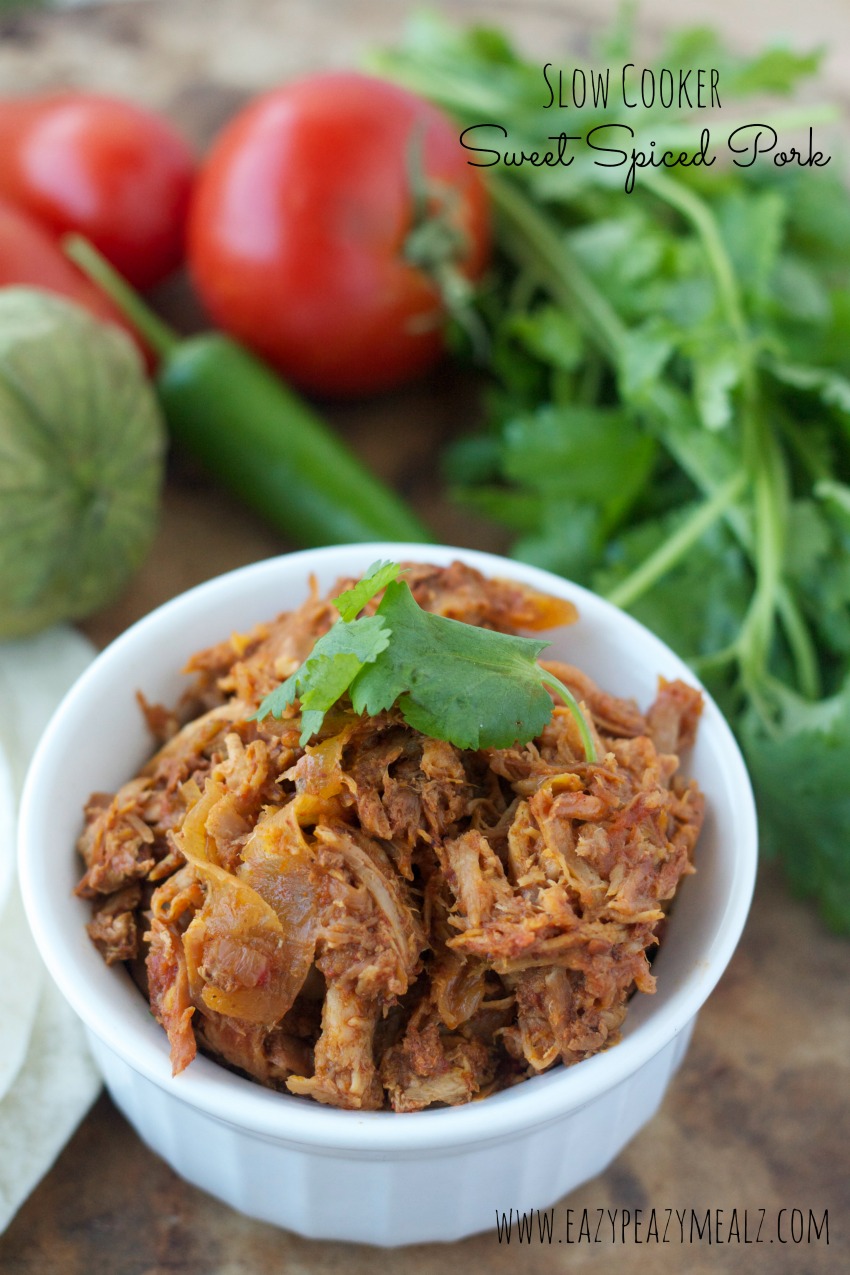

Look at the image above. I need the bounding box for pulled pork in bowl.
[18,544,757,1244]
[77,560,704,1113]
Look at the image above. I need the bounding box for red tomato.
[0,196,148,357]
[188,73,489,398]
[0,93,195,290]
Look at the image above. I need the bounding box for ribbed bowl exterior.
[87,1022,695,1245]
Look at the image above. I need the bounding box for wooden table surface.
[1,2,848,1271]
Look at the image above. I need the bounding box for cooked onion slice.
[176,779,317,1027]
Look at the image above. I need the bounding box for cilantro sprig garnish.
[253,561,596,760]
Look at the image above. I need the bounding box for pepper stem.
[63,234,180,359]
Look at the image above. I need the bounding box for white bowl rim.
[18,542,758,1153]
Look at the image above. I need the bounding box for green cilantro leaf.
[254,565,596,759]
[350,578,551,749]
[618,317,678,405]
[742,682,850,932]
[509,305,584,374]
[692,343,743,431]
[295,652,366,743]
[252,612,390,740]
[498,404,658,538]
[252,561,402,740]
[716,189,786,310]
[333,559,401,621]
[729,46,823,96]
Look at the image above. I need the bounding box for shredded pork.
[77,561,704,1111]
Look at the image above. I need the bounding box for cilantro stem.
[539,669,597,763]
[487,175,627,361]
[644,177,794,707]
[643,175,747,344]
[370,50,520,124]
[776,410,833,485]
[738,418,788,696]
[577,349,605,407]
[776,588,821,699]
[605,470,748,610]
[649,387,819,697]
[690,642,741,675]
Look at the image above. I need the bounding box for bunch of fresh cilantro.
[376,13,850,931]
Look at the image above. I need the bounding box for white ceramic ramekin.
[18,544,757,1246]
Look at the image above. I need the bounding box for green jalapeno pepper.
[66,236,433,547]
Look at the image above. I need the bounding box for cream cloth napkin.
[0,627,102,1234]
